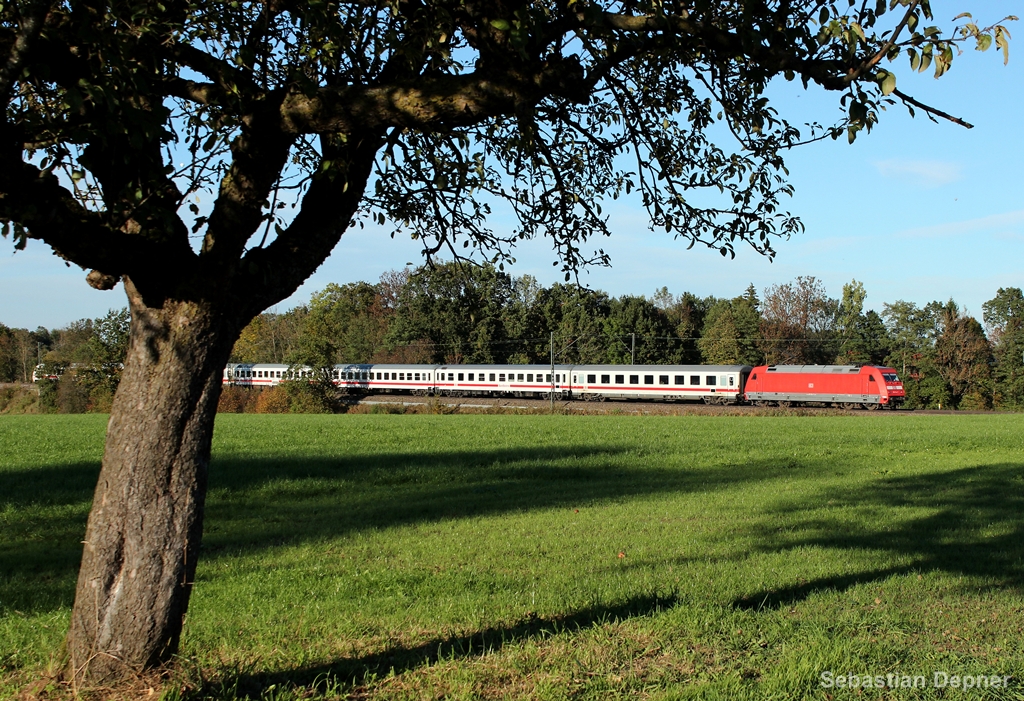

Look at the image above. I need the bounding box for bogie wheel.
[866,403,880,411]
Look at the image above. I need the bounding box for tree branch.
[0,158,189,278]
[893,88,974,128]
[278,61,588,133]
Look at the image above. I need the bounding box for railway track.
[346,392,932,415]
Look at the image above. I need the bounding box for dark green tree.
[650,287,716,363]
[536,284,611,364]
[835,280,890,364]
[298,281,393,365]
[386,263,517,363]
[0,323,18,381]
[603,295,679,364]
[934,301,993,409]
[0,0,1011,683]
[698,286,762,365]
[882,300,948,408]
[982,287,1024,408]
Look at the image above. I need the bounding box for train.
[223,362,906,409]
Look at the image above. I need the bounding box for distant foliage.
[15,270,1024,413]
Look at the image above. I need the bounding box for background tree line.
[0,308,129,412]
[5,269,1023,411]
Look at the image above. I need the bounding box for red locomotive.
[744,365,905,409]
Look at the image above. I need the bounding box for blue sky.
[1,0,1021,330]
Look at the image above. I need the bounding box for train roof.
[761,365,864,373]
[572,364,752,372]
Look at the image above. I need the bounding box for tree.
[0,323,18,381]
[299,281,394,365]
[603,295,678,364]
[698,286,762,365]
[759,276,838,364]
[982,287,1024,408]
[385,262,517,363]
[934,301,993,409]
[650,287,716,364]
[0,0,1011,684]
[231,309,309,364]
[835,280,890,365]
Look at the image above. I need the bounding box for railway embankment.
[0,383,39,414]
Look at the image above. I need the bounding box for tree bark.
[65,278,241,683]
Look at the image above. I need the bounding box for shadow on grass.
[186,591,680,700]
[1,444,782,614]
[732,462,1024,610]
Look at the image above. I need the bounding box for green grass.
[2,413,1024,699]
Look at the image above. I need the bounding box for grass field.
[2,413,1024,700]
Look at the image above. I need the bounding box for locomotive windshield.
[882,373,900,383]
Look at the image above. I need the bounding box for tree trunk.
[66,279,240,684]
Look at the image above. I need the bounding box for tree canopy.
[0,0,1014,296]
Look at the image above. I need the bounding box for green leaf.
[879,70,897,96]
[977,34,992,52]
[819,7,829,25]
[918,50,932,73]
[490,19,511,31]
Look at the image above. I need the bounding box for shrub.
[254,386,291,413]
[218,386,261,413]
[282,380,338,414]
[56,375,89,413]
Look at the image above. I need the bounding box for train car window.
[706,376,716,385]
[469,373,476,381]
[490,373,496,381]
[644,375,654,385]
[518,373,524,381]
[587,374,596,383]
[601,375,610,384]
[546,374,552,382]
[750,373,757,380]
[869,375,876,381]
[499,374,506,382]
[691,375,700,385]
[629,375,639,384]
[399,373,405,380]
[674,375,684,385]
[729,376,734,386]
[415,373,420,381]
[615,374,624,383]
[659,375,669,385]
[457,373,464,381]
[720,375,727,386]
